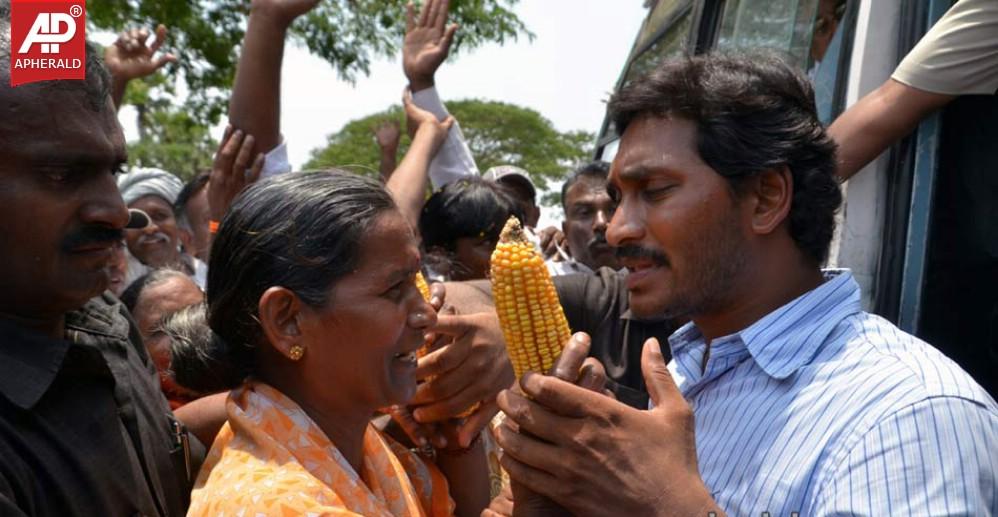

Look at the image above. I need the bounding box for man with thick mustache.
[557,161,621,274]
[492,54,998,515]
[0,5,204,515]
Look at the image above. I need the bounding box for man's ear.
[258,286,304,361]
[749,166,793,236]
[178,227,195,254]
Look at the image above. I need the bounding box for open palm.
[403,0,458,83]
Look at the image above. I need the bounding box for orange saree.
[188,382,454,516]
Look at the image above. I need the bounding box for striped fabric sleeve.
[811,397,998,516]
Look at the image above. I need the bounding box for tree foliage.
[88,0,532,125]
[304,98,594,203]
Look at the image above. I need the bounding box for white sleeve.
[260,139,293,178]
[411,86,479,189]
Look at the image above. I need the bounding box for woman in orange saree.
[185,170,489,516]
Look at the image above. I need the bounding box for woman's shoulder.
[189,440,352,515]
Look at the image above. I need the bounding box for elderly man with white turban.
[117,167,208,290]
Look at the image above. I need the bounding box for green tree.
[304,99,595,203]
[88,0,532,125]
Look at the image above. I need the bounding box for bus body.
[596,0,997,396]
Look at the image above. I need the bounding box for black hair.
[161,302,229,395]
[560,161,611,211]
[174,172,210,231]
[608,52,841,264]
[419,177,525,251]
[120,268,190,313]
[0,0,112,111]
[189,170,396,392]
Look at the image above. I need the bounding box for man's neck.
[693,250,825,344]
[0,311,66,340]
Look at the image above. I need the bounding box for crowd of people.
[0,0,996,515]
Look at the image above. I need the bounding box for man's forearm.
[228,9,290,154]
[829,79,953,181]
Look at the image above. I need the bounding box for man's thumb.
[641,337,682,407]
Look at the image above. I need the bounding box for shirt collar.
[670,269,862,380]
[0,295,132,409]
[739,269,861,379]
[0,318,71,410]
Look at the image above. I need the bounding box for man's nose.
[79,173,129,230]
[606,200,642,247]
[593,209,610,233]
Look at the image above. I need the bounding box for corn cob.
[415,271,432,303]
[415,271,433,359]
[490,216,572,378]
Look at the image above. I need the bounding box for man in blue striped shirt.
[493,53,998,516]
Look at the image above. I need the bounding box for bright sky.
[116,1,648,225]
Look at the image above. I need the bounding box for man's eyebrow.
[616,166,653,182]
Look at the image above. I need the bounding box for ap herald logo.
[9,0,86,86]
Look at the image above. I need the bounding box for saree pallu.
[188,382,454,516]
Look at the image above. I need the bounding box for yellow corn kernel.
[490,216,571,378]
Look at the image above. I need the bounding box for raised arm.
[103,25,176,110]
[228,0,320,155]
[403,0,479,188]
[385,91,453,229]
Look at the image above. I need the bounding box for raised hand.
[104,25,177,84]
[374,119,402,150]
[208,126,265,223]
[403,0,458,91]
[403,89,454,148]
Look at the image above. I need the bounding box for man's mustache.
[61,226,124,252]
[587,233,610,249]
[615,245,669,266]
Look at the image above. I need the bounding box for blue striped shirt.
[666,270,998,516]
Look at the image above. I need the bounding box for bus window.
[633,0,689,55]
[714,0,851,123]
[624,10,694,87]
[716,0,819,66]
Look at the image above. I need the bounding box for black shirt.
[554,268,677,409]
[0,294,201,516]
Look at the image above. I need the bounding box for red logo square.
[9,0,87,87]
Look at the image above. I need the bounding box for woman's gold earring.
[288,345,305,361]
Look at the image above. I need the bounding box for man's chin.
[627,289,672,319]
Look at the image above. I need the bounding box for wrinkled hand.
[250,0,321,26]
[374,119,402,150]
[104,25,176,83]
[404,89,454,150]
[496,338,723,517]
[409,310,513,449]
[403,0,458,91]
[208,126,265,222]
[536,226,567,262]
